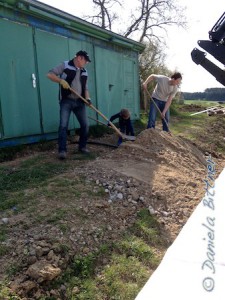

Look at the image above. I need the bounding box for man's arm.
[84,89,90,100]
[142,74,156,90]
[162,95,173,118]
[47,72,70,89]
[109,113,120,123]
[47,72,61,84]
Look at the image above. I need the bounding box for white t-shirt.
[152,75,178,102]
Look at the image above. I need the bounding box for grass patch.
[130,209,163,246]
[183,100,220,106]
[0,283,22,300]
[46,208,68,224]
[0,157,70,192]
[5,262,23,278]
[0,244,9,257]
[0,141,56,163]
[0,145,24,163]
[169,104,225,154]
[116,235,159,267]
[51,208,166,300]
[0,227,8,242]
[170,112,208,138]
[0,156,71,211]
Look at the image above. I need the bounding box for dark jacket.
[110,112,134,136]
[60,59,88,100]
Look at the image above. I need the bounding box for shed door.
[0,18,41,138]
[35,29,69,133]
[95,47,123,119]
[123,58,139,119]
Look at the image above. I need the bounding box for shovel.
[145,90,171,134]
[88,115,109,126]
[69,87,135,141]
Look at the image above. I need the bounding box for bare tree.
[123,0,186,43]
[84,0,186,42]
[85,0,122,30]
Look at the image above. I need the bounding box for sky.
[164,0,224,92]
[37,0,224,92]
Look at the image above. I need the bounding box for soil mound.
[87,128,208,239]
[99,128,207,179]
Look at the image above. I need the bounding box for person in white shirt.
[143,72,182,131]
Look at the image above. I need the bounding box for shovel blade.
[122,135,136,141]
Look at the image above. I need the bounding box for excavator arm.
[191,12,225,86]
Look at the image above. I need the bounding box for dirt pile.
[86,128,210,238]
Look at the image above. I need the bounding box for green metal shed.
[0,0,145,147]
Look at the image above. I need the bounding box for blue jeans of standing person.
[147,98,170,132]
[58,98,88,153]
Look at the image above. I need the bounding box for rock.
[20,280,37,293]
[47,250,55,260]
[131,191,139,201]
[1,217,9,224]
[27,256,37,265]
[82,247,90,254]
[26,260,61,282]
[117,193,123,200]
[162,211,169,217]
[187,181,197,188]
[148,206,156,215]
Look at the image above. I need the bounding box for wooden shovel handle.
[69,87,123,137]
[88,116,108,126]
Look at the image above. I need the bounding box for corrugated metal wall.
[0,2,142,147]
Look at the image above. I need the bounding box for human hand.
[161,112,166,119]
[60,79,70,89]
[86,99,92,106]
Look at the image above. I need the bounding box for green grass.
[0,283,22,300]
[0,227,8,242]
[0,141,56,163]
[29,209,163,299]
[0,244,9,257]
[0,157,70,192]
[170,111,209,138]
[0,156,71,210]
[130,209,164,246]
[49,209,166,300]
[183,100,221,106]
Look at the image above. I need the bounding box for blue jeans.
[147,98,170,132]
[58,98,88,152]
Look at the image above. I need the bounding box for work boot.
[78,147,90,154]
[58,151,67,160]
